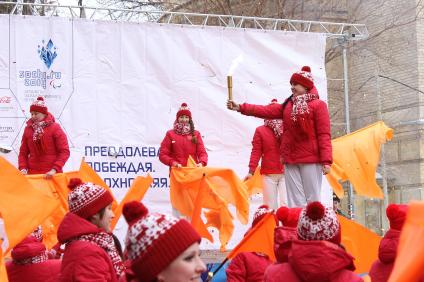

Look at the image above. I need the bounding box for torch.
[227,54,244,110]
[227,75,233,101]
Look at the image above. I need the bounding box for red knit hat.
[290,66,314,90]
[270,98,278,104]
[11,236,47,263]
[252,205,273,227]
[297,201,341,244]
[30,96,48,114]
[123,201,201,281]
[67,178,114,219]
[176,102,192,119]
[386,204,408,231]
[276,206,302,228]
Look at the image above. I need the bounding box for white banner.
[0,15,330,249]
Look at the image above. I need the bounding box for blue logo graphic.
[37,39,57,69]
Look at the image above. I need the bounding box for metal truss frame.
[0,1,368,40]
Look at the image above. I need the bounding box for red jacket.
[226,252,273,282]
[6,237,61,282]
[369,229,399,282]
[264,240,362,282]
[18,113,70,174]
[57,213,118,282]
[159,129,208,167]
[369,229,424,282]
[274,226,297,263]
[249,125,284,175]
[240,97,332,165]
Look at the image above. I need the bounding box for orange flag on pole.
[338,215,381,274]
[326,121,393,199]
[111,175,153,230]
[0,157,60,252]
[388,201,424,282]
[227,213,276,262]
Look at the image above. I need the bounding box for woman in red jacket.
[264,201,362,282]
[159,102,208,168]
[6,235,61,282]
[57,178,124,282]
[227,66,332,208]
[246,98,286,209]
[121,201,206,282]
[18,96,70,178]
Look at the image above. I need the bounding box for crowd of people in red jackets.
[4,66,415,282]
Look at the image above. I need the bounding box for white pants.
[285,164,322,208]
[262,174,287,210]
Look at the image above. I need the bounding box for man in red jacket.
[226,205,274,282]
[18,96,70,178]
[227,66,332,208]
[6,235,61,282]
[245,99,286,209]
[264,201,362,282]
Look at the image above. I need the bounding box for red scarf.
[173,121,191,135]
[31,119,53,155]
[291,93,319,122]
[264,119,282,138]
[13,251,48,265]
[76,232,125,278]
[290,93,318,136]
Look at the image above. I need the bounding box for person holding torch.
[226,66,332,208]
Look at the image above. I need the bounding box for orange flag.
[388,201,424,282]
[0,157,60,252]
[191,176,213,242]
[243,167,263,196]
[204,208,234,251]
[180,157,214,243]
[338,215,381,274]
[325,162,347,198]
[25,174,70,250]
[171,164,249,250]
[227,213,276,262]
[111,175,153,230]
[326,121,393,199]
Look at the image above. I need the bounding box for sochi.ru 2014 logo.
[20,39,62,89]
[38,39,57,69]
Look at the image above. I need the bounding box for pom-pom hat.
[123,201,201,281]
[67,178,114,219]
[30,96,48,115]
